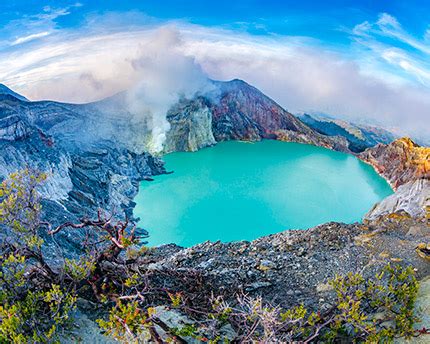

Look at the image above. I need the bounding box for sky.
[0,0,429,141]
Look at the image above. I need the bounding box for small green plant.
[168,291,183,308]
[97,301,150,343]
[326,264,419,341]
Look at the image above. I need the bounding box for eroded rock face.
[0,115,31,141]
[0,93,166,252]
[164,97,216,153]
[211,80,350,152]
[365,179,430,221]
[211,79,302,141]
[359,138,430,189]
[0,130,73,201]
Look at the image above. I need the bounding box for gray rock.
[246,281,273,291]
[365,179,430,221]
[0,115,31,141]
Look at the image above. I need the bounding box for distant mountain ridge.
[297,113,397,153]
[164,79,350,153]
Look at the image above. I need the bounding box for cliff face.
[0,94,165,222]
[365,179,430,221]
[164,97,216,153]
[164,80,350,153]
[359,138,430,189]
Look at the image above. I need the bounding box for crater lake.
[134,140,393,247]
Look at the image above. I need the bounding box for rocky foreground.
[64,211,429,342]
[143,216,429,309]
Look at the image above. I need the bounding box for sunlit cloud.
[352,12,430,88]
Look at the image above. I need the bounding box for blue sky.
[0,1,429,139]
[0,1,428,43]
[1,1,428,41]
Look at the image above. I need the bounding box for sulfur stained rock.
[359,138,430,190]
[416,243,430,261]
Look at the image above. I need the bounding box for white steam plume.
[126,27,212,153]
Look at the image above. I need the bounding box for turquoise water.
[134,140,393,247]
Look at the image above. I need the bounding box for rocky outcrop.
[365,179,430,221]
[210,80,305,141]
[359,138,430,189]
[65,147,164,218]
[164,97,216,153]
[0,114,32,141]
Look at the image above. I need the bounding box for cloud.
[79,72,103,91]
[1,3,82,48]
[376,13,430,55]
[35,3,83,22]
[0,12,429,142]
[11,31,51,45]
[352,12,430,86]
